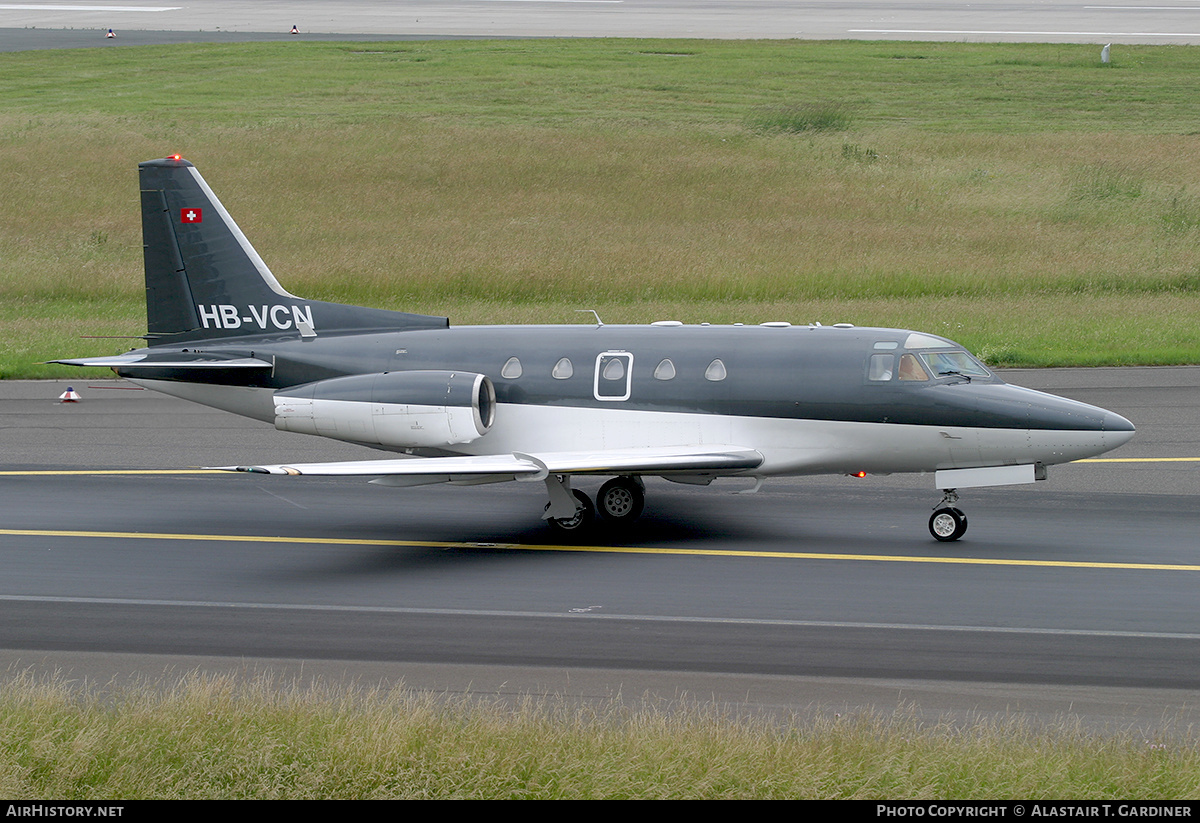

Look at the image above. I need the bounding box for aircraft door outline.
[594,351,633,401]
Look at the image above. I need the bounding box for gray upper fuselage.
[115,320,1132,436]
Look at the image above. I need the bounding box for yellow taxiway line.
[1,527,1198,572]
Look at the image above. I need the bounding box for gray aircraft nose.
[1105,410,1135,433]
[1102,410,1136,451]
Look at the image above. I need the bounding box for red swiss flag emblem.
[181,208,203,224]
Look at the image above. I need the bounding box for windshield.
[921,350,992,380]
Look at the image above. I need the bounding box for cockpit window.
[868,354,894,381]
[903,332,954,349]
[923,351,991,380]
[898,353,929,381]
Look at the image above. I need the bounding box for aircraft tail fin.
[139,157,447,344]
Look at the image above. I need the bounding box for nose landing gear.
[929,489,968,542]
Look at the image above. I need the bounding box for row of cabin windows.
[500,356,727,382]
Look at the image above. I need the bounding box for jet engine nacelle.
[273,370,496,449]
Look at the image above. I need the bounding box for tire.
[597,477,645,524]
[929,507,968,542]
[546,489,595,533]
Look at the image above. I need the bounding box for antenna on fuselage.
[576,310,604,328]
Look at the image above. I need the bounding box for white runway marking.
[850,29,1200,37]
[3,593,1199,641]
[0,4,180,10]
[469,0,623,3]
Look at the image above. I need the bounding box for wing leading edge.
[218,446,764,486]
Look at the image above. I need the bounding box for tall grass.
[2,40,1200,375]
[0,670,1195,799]
[748,102,853,133]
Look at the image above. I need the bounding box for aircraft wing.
[49,352,273,369]
[218,446,764,483]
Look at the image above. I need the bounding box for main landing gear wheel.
[545,489,595,533]
[596,477,645,525]
[929,507,968,542]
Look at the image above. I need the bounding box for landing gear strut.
[544,488,595,533]
[929,488,968,542]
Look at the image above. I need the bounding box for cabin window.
[898,353,929,381]
[654,358,676,380]
[552,357,573,379]
[501,356,523,379]
[705,359,727,381]
[868,354,894,381]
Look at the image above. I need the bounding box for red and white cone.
[59,386,82,403]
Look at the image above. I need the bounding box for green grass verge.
[0,671,1195,799]
[3,39,1200,377]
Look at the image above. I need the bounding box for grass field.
[2,39,1200,376]
[1,671,1197,799]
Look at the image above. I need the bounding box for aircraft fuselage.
[118,321,1133,479]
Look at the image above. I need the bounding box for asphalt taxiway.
[2,0,1199,45]
[2,370,1198,729]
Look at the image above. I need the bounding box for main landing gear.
[544,475,646,533]
[929,488,968,542]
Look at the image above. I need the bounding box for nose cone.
[967,384,1120,431]
[952,383,1135,465]
[1105,410,1135,432]
[1103,410,1136,450]
[1012,386,1135,462]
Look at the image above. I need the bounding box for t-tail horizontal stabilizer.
[49,352,273,369]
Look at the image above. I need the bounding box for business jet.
[54,157,1135,541]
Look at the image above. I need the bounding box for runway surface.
[2,0,1199,45]
[2,370,1199,729]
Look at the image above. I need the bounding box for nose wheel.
[929,507,968,541]
[929,489,968,542]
